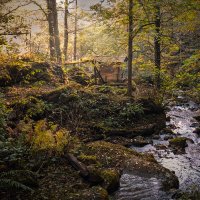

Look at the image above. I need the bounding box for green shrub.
[119,103,144,120]
[0,94,9,138]
[32,120,70,153]
[0,170,36,192]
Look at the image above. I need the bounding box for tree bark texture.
[63,0,69,62]
[154,2,161,88]
[127,0,134,96]
[73,0,78,61]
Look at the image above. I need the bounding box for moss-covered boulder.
[100,169,120,193]
[85,141,179,191]
[87,166,104,185]
[169,137,188,153]
[161,128,175,135]
[78,154,98,165]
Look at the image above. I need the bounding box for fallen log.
[64,153,104,185]
[65,153,89,178]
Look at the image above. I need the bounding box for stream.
[114,98,200,200]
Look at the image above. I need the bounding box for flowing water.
[114,98,200,200]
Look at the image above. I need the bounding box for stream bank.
[114,97,200,200]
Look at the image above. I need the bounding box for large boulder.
[86,141,179,191]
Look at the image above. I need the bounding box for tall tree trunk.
[46,0,56,60]
[154,2,161,89]
[73,0,78,61]
[127,0,134,96]
[63,0,69,62]
[52,0,62,63]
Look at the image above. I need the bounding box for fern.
[0,178,34,192]
[0,170,35,178]
[0,170,36,192]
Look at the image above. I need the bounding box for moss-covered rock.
[85,141,178,191]
[87,166,104,185]
[132,136,152,147]
[100,169,120,193]
[78,154,98,165]
[169,137,188,153]
[161,128,175,135]
[173,186,200,200]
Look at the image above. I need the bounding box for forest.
[0,0,200,199]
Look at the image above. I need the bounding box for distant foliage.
[176,51,200,88]
[176,51,200,101]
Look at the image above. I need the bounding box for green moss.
[91,186,109,200]
[0,70,11,86]
[100,169,120,193]
[67,66,91,85]
[12,96,47,120]
[78,154,97,165]
[169,137,188,148]
[86,141,144,169]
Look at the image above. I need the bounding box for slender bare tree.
[46,0,61,62]
[52,0,62,63]
[127,0,134,96]
[73,0,78,61]
[63,0,69,62]
[46,0,56,60]
[154,1,161,88]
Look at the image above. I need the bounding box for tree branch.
[29,0,48,19]
[132,22,155,39]
[2,2,32,17]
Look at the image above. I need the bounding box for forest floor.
[0,61,198,200]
